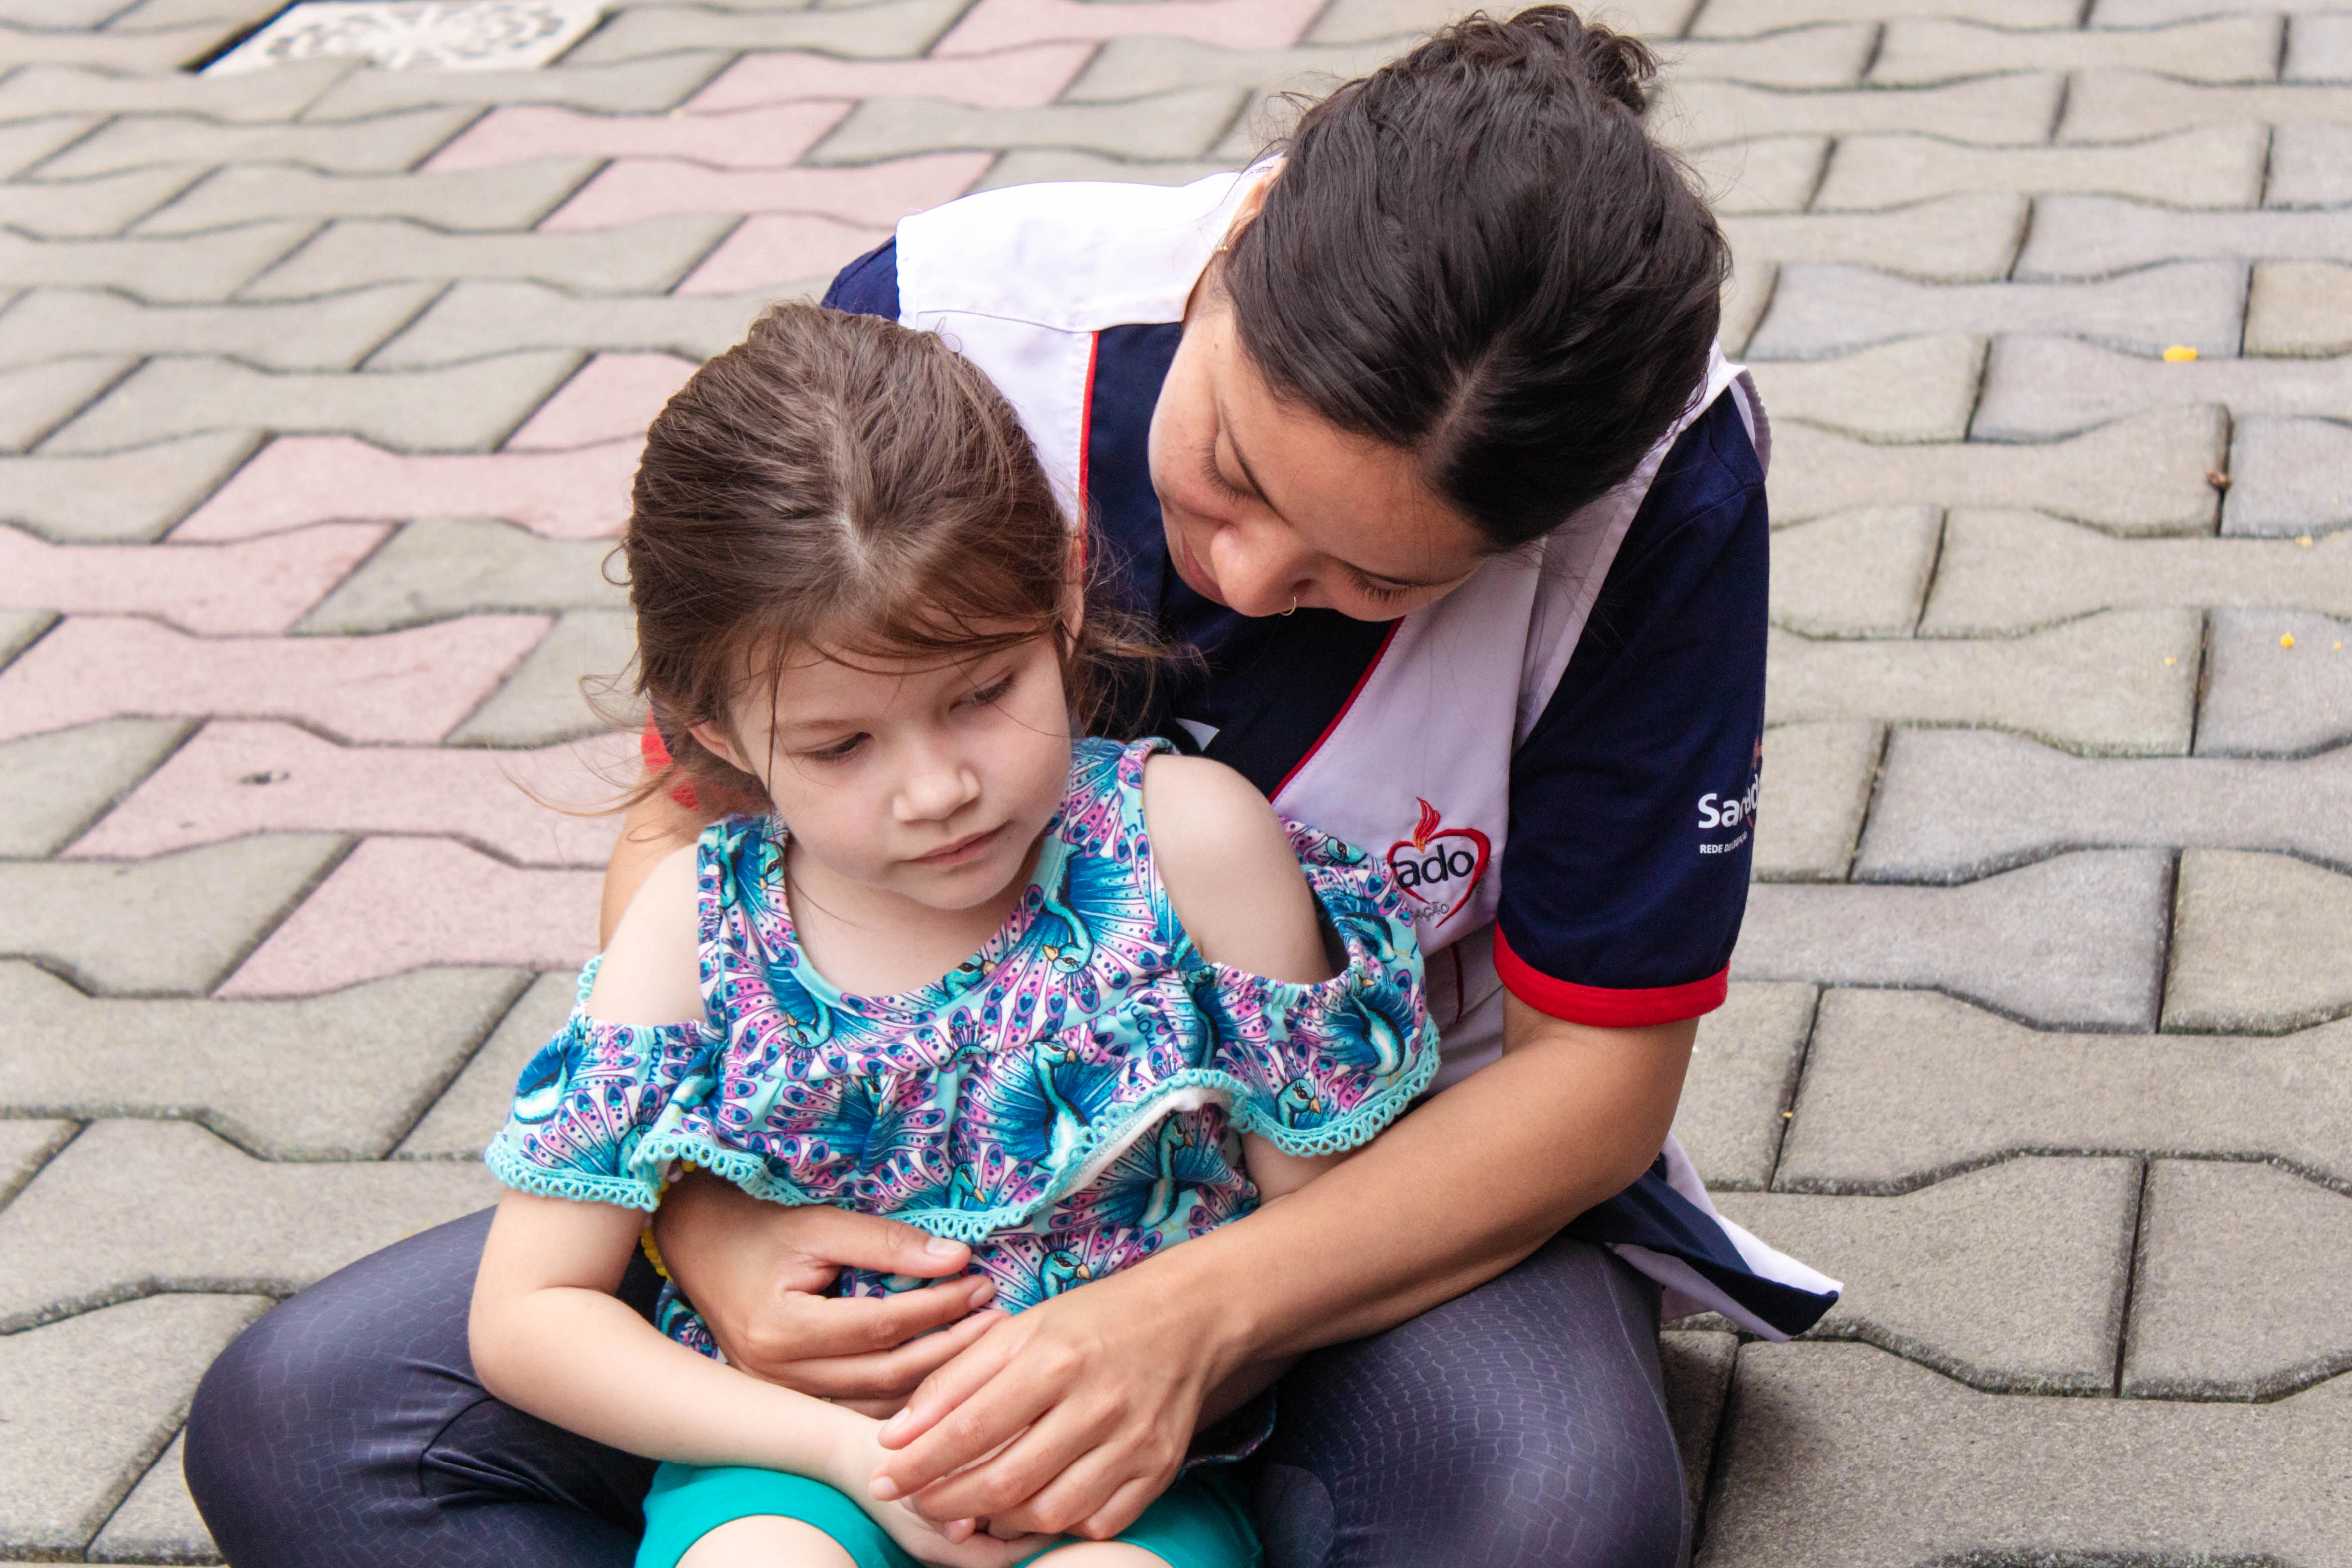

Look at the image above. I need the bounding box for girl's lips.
[912,824,1004,867]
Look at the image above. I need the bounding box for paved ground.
[0,0,2348,1560]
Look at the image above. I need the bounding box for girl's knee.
[675,1516,858,1568]
[1027,1543,1172,1568]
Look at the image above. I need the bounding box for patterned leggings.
[184,1213,1686,1568]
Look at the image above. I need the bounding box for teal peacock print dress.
[487,736,1440,1353]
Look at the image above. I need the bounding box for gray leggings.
[184,1214,1685,1568]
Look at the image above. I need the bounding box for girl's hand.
[828,1420,1060,1568]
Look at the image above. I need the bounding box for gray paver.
[1770,407,2226,533]
[565,0,967,64]
[2061,71,2352,140]
[1720,261,1775,355]
[1722,193,2029,281]
[1671,981,1816,1191]
[1694,0,2077,32]
[1756,721,1882,881]
[238,213,738,299]
[2019,197,2352,277]
[0,115,101,180]
[2269,124,2352,209]
[0,354,132,450]
[1661,26,1879,86]
[0,716,190,857]
[1659,1329,1737,1524]
[366,280,767,369]
[1745,335,1982,442]
[1860,728,2352,882]
[812,89,1248,166]
[1765,609,2204,753]
[0,220,316,304]
[1685,136,1830,215]
[0,959,528,1159]
[0,607,53,668]
[2247,263,2352,358]
[1065,37,1411,101]
[34,106,481,180]
[41,350,580,454]
[132,159,605,238]
[1716,1157,2140,1393]
[447,608,640,746]
[2198,608,2352,756]
[1769,506,1940,637]
[2222,417,2352,536]
[1666,73,2064,148]
[974,151,1241,193]
[0,1118,495,1331]
[0,1295,269,1559]
[1976,337,2352,439]
[2165,849,2352,1034]
[397,968,575,1160]
[1308,0,1694,42]
[0,1120,75,1211]
[0,58,349,122]
[1696,1340,2352,1568]
[0,283,435,372]
[2289,11,2352,80]
[1812,124,2268,212]
[1748,260,2246,360]
[296,517,627,634]
[0,833,345,995]
[299,52,728,120]
[1871,13,2283,83]
[86,1431,215,1565]
[0,430,259,542]
[0,166,203,239]
[2094,0,2348,21]
[1736,851,2173,1029]
[1776,987,2352,1194]
[2125,1160,2352,1400]
[0,21,217,70]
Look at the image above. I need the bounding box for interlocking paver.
[1721,193,2029,281]
[0,220,316,304]
[1770,408,2226,532]
[75,721,630,866]
[2165,849,2352,1033]
[0,21,217,69]
[425,101,850,176]
[2288,11,2352,79]
[0,607,52,668]
[0,522,387,634]
[2269,123,2352,209]
[0,615,550,745]
[398,968,578,1160]
[294,516,626,632]
[2061,71,2352,140]
[2198,609,2352,755]
[0,959,528,1159]
[1068,37,1418,103]
[0,167,204,240]
[218,836,601,997]
[567,0,969,64]
[1683,136,1829,215]
[1769,506,1939,637]
[1748,260,2245,360]
[0,1295,269,1560]
[1811,124,2267,212]
[1744,335,1982,442]
[0,282,434,372]
[539,152,990,232]
[1859,728,2352,882]
[1871,13,2283,83]
[447,608,640,747]
[297,53,728,120]
[173,433,639,541]
[972,152,1237,194]
[0,716,188,858]
[1715,1157,2139,1392]
[132,159,605,238]
[1666,74,2065,148]
[674,211,892,295]
[239,213,736,299]
[34,106,480,180]
[2221,417,2352,536]
[0,1119,495,1331]
[2125,1160,2352,1400]
[686,44,1096,114]
[946,0,1324,55]
[1733,850,2172,1028]
[1776,988,2352,1195]
[1671,981,1815,1190]
[86,1432,214,1566]
[2093,0,2345,22]
[2018,197,2352,277]
[1305,0,1691,44]
[810,89,1248,167]
[0,833,344,995]
[42,350,580,454]
[0,1120,74,1210]
[0,355,132,450]
[1695,1341,2351,1568]
[368,282,763,370]
[0,58,348,122]
[0,116,102,180]
[1755,720,1882,880]
[2245,264,2352,357]
[1692,0,2076,30]
[1976,337,2352,439]
[504,352,695,451]
[1660,26,1880,87]
[0,430,258,543]
[1658,1329,1737,1524]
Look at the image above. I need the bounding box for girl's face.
[690,630,1074,916]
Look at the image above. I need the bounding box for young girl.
[469,302,1439,1568]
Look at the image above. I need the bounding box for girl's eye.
[961,673,1018,709]
[802,734,866,763]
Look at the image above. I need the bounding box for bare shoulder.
[584,840,704,1026]
[1140,753,1331,985]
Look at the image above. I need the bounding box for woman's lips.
[911,824,1004,867]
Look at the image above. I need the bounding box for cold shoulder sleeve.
[484,960,728,1211]
[1190,823,1441,1157]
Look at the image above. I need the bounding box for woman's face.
[1148,288,1490,622]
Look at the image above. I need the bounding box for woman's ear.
[686,718,752,778]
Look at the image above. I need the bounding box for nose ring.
[1283,596,1298,617]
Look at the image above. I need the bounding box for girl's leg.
[1031,1545,1171,1568]
[1250,1233,1686,1568]
[678,1517,859,1568]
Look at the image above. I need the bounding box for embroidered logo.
[1387,798,1491,928]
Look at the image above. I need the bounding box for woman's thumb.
[799,1208,969,1276]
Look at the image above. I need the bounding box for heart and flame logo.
[1386,797,1491,928]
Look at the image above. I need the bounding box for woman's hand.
[826,1420,1061,1568]
[651,1173,1004,1412]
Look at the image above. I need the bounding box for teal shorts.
[636,1461,1262,1568]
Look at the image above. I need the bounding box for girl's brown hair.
[624,301,1153,811]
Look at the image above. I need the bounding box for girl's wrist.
[816,1406,890,1500]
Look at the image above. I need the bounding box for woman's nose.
[895,757,981,823]
[1206,519,1310,619]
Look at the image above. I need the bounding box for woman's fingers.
[727,1279,995,1385]
[761,1302,1005,1400]
[876,1316,1035,1453]
[786,1207,974,1279]
[905,1396,1139,1532]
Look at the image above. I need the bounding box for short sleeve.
[1192,824,1441,1156]
[484,962,726,1211]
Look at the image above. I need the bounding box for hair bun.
[1480,5,1659,117]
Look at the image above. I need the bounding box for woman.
[186,12,1834,1567]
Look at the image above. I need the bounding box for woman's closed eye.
[1344,568,1413,608]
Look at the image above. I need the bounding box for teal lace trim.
[484,1139,663,1213]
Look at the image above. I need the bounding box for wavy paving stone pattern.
[0,0,2348,1562]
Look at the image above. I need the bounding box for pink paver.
[685,44,1094,115]
[935,0,1325,54]
[425,101,852,175]
[70,720,634,866]
[174,435,641,541]
[538,152,991,233]
[219,836,600,997]
[0,522,388,636]
[0,615,549,746]
[505,353,696,452]
[676,212,892,295]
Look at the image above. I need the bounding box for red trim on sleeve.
[1493,927,1728,1028]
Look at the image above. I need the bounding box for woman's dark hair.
[1223,5,1728,549]
[622,301,1154,811]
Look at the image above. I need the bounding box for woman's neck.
[782,832,1044,998]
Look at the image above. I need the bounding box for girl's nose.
[1206,518,1310,619]
[895,759,982,823]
